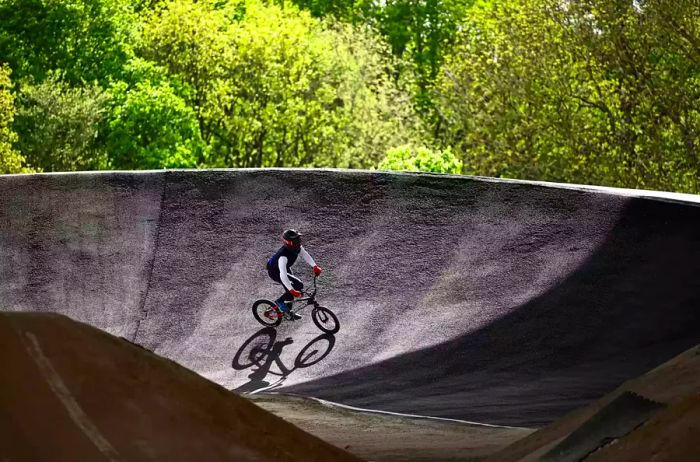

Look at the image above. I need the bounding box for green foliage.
[0,64,31,173]
[281,0,371,22]
[375,1,469,104]
[141,0,420,168]
[0,0,138,84]
[435,0,700,193]
[284,0,470,112]
[1,0,698,193]
[378,144,462,173]
[13,73,109,171]
[105,70,206,169]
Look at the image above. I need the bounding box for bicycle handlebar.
[300,275,319,297]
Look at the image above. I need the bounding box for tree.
[0,64,31,173]
[105,62,206,169]
[282,0,470,114]
[278,0,372,22]
[13,73,110,171]
[435,0,700,193]
[141,0,422,169]
[377,0,469,108]
[0,0,138,85]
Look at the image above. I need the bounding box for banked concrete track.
[1,170,699,427]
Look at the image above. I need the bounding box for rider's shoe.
[275,301,289,318]
[286,312,302,321]
[276,301,301,321]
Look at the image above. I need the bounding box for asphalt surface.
[1,169,699,427]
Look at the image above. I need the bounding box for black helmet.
[283,229,302,249]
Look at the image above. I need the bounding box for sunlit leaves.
[436,0,700,193]
[0,64,31,173]
[105,75,205,169]
[0,0,137,84]
[142,0,420,169]
[378,144,462,173]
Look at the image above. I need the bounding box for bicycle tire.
[253,299,282,327]
[311,306,340,334]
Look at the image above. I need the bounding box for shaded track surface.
[1,170,699,427]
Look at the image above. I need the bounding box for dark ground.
[0,312,363,462]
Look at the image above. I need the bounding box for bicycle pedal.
[284,312,299,321]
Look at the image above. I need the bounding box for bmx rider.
[266,229,322,320]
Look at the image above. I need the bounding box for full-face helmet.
[282,229,302,250]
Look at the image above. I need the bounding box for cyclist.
[266,229,322,320]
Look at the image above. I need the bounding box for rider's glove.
[313,265,322,276]
[289,289,302,298]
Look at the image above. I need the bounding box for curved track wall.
[1,170,699,426]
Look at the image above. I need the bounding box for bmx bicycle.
[252,275,340,334]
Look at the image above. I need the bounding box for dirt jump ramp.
[0,312,363,462]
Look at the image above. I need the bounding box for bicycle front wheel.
[312,306,340,334]
[252,300,282,327]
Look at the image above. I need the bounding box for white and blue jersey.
[267,245,316,292]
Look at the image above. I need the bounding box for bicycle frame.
[287,276,319,313]
[253,274,338,333]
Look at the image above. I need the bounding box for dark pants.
[269,271,304,306]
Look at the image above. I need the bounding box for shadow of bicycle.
[232,327,336,393]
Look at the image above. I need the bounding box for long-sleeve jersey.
[267,245,316,291]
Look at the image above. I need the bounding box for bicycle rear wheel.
[311,306,340,334]
[253,300,282,327]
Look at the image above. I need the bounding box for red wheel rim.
[264,309,277,320]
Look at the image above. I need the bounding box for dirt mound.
[586,391,700,462]
[540,392,664,461]
[487,344,700,461]
[0,312,362,462]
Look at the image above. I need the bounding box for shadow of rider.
[232,327,335,393]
